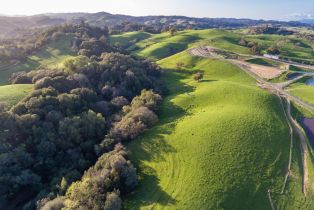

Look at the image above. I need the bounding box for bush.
[104,191,122,210]
[267,47,280,55]
[111,106,158,141]
[131,89,162,111]
[194,72,204,82]
[39,197,65,210]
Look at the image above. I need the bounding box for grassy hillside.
[0,34,76,85]
[0,84,33,109]
[287,82,314,105]
[112,30,250,60]
[245,34,314,63]
[110,31,152,48]
[112,29,313,64]
[125,51,294,209]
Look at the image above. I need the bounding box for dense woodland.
[0,24,165,209]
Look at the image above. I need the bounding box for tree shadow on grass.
[125,70,195,208]
[200,79,218,83]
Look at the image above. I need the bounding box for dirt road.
[286,101,309,195]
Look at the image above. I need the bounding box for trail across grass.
[126,51,291,209]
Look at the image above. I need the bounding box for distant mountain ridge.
[299,19,314,24]
[0,11,311,38]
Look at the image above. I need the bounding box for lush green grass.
[112,29,251,61]
[245,34,314,63]
[110,31,152,48]
[287,81,314,105]
[0,34,76,85]
[275,129,314,210]
[0,84,33,109]
[112,29,314,64]
[126,50,293,209]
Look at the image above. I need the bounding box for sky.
[1,0,314,20]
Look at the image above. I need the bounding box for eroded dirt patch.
[230,59,285,80]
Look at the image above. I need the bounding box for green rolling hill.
[111,30,314,209]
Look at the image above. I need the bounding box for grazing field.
[287,82,314,105]
[110,31,152,48]
[125,50,294,209]
[0,84,33,109]
[113,29,251,60]
[112,29,314,64]
[245,34,314,63]
[0,34,76,85]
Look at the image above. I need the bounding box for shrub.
[131,89,162,111]
[111,106,158,141]
[39,196,65,210]
[194,72,204,82]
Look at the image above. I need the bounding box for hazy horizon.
[0,0,313,21]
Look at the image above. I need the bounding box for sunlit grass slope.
[0,34,76,85]
[0,84,33,109]
[112,30,313,64]
[110,31,152,48]
[245,34,314,63]
[112,30,251,61]
[126,51,291,209]
[287,81,314,105]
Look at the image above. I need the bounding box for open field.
[287,82,314,105]
[112,29,314,63]
[244,34,314,64]
[0,34,76,85]
[112,29,314,209]
[125,51,293,209]
[0,84,33,109]
[110,31,152,48]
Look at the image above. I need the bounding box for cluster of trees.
[38,144,136,210]
[238,38,261,55]
[194,72,204,82]
[248,25,294,35]
[1,47,164,209]
[109,22,161,35]
[266,47,281,55]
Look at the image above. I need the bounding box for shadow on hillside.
[125,70,195,208]
[200,79,217,83]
